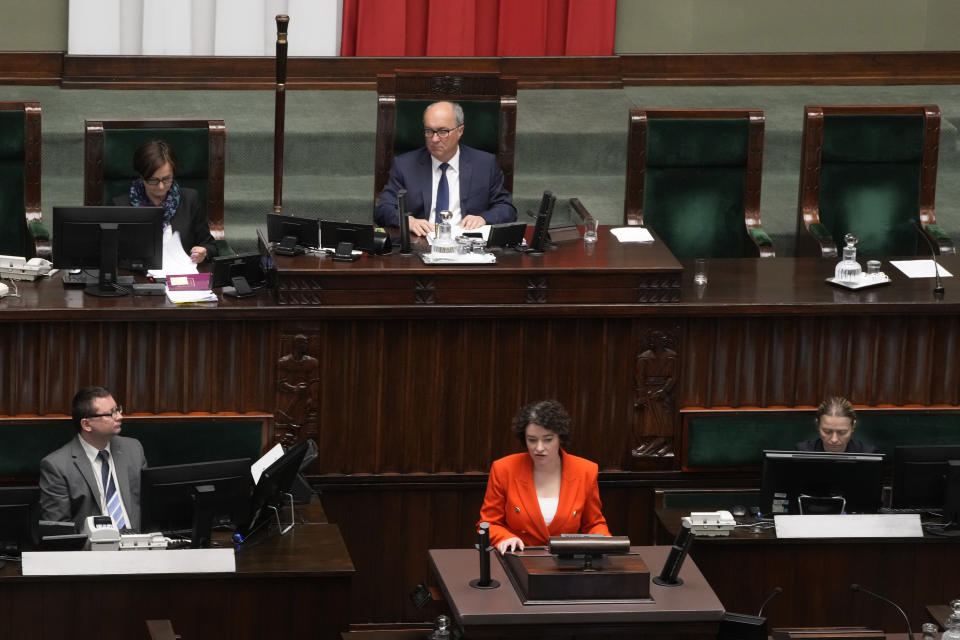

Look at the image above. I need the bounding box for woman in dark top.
[796,396,877,453]
[114,140,217,263]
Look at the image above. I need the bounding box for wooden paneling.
[6,51,960,89]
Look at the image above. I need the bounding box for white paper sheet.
[890,259,953,279]
[165,290,217,304]
[610,227,654,243]
[251,443,285,484]
[774,513,923,538]
[148,228,199,279]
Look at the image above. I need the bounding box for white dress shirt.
[431,147,461,225]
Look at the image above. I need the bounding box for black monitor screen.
[319,220,375,253]
[761,450,885,516]
[211,252,267,290]
[0,486,40,554]
[892,445,960,510]
[528,190,557,253]
[267,213,320,249]
[52,206,163,296]
[240,440,310,537]
[140,458,253,534]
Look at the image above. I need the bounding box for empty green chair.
[0,101,49,258]
[625,108,774,258]
[795,104,952,258]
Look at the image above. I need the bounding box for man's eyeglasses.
[87,405,123,419]
[423,126,461,139]
[144,177,174,186]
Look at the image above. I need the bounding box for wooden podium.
[501,548,651,603]
[429,546,723,639]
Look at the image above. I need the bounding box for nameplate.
[21,548,236,576]
[774,514,923,539]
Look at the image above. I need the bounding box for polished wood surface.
[0,521,354,640]
[430,546,722,638]
[9,52,960,89]
[4,248,960,625]
[656,509,960,633]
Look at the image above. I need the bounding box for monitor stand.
[85,223,131,297]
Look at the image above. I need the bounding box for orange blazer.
[478,451,610,547]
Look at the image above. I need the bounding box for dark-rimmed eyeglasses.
[144,177,174,186]
[87,405,123,419]
[423,126,461,139]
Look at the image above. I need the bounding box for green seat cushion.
[642,118,751,259]
[818,114,926,257]
[0,111,27,257]
[394,100,500,156]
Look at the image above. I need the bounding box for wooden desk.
[656,509,960,633]
[4,247,960,626]
[429,546,723,639]
[0,522,354,640]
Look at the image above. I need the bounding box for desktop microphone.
[469,522,499,589]
[913,219,945,297]
[653,518,694,587]
[397,189,412,255]
[850,583,915,640]
[757,586,783,617]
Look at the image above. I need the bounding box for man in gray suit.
[39,386,147,531]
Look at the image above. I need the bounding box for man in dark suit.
[39,386,147,531]
[374,100,517,236]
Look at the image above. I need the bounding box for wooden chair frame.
[795,104,949,258]
[374,70,517,201]
[0,100,46,258]
[624,108,771,258]
[83,118,227,244]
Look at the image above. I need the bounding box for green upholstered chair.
[624,108,774,259]
[795,105,951,258]
[83,119,233,256]
[0,101,49,259]
[374,70,517,202]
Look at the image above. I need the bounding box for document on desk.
[774,513,923,538]
[890,259,953,279]
[22,548,236,576]
[610,227,654,243]
[148,228,199,280]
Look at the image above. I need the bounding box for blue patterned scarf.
[129,179,180,229]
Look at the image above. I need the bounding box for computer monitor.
[52,205,164,297]
[319,220,375,256]
[0,486,40,555]
[140,458,253,547]
[760,450,885,516]
[892,445,960,516]
[239,439,310,538]
[528,190,557,253]
[211,252,267,297]
[267,213,319,255]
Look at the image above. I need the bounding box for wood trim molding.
[3,51,960,89]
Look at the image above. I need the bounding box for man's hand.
[461,214,486,230]
[408,216,434,237]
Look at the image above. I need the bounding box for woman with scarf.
[114,140,217,264]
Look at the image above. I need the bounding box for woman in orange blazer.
[478,400,610,553]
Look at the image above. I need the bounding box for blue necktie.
[98,449,126,530]
[435,162,449,223]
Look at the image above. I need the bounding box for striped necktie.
[97,449,126,530]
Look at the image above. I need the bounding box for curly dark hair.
[511,399,571,446]
[815,396,857,426]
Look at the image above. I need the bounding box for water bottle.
[834,233,863,283]
[942,599,960,640]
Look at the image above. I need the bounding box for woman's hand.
[189,246,207,263]
[497,537,524,554]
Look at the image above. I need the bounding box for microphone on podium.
[913,219,945,297]
[398,189,412,255]
[850,583,915,640]
[757,586,783,617]
[469,522,499,589]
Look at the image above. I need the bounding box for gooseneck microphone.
[757,586,783,617]
[397,189,412,255]
[914,219,945,297]
[850,583,914,640]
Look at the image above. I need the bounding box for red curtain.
[340,0,616,57]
